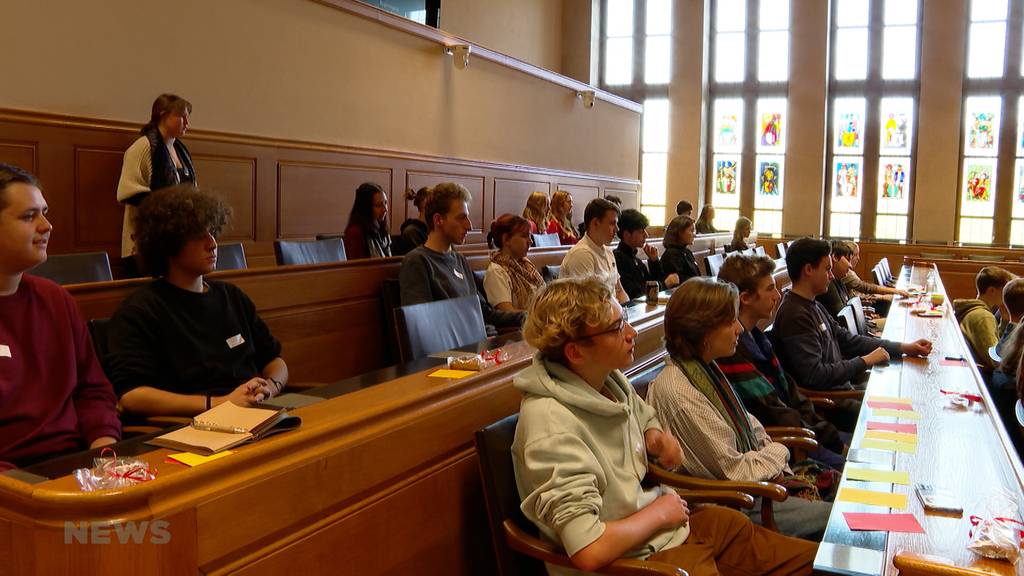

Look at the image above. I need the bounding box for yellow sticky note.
[168,451,234,467]
[837,487,909,509]
[868,396,913,405]
[428,369,476,379]
[846,467,911,485]
[860,438,917,453]
[863,430,918,444]
[872,408,922,420]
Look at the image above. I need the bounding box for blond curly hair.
[524,277,614,362]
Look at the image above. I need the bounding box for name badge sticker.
[453,269,465,280]
[226,334,246,349]
[819,322,827,332]
[0,344,10,358]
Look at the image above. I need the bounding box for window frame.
[824,0,923,241]
[957,0,1024,246]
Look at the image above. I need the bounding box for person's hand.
[89,436,118,449]
[862,346,890,366]
[895,289,911,298]
[642,244,659,261]
[221,378,270,407]
[901,338,932,357]
[665,273,681,289]
[652,493,690,529]
[646,430,684,470]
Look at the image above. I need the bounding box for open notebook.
[148,401,301,455]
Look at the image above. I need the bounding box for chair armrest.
[647,465,787,501]
[675,490,756,509]
[282,381,327,392]
[504,520,688,576]
[764,426,816,439]
[809,397,836,410]
[773,436,819,453]
[892,551,994,576]
[798,386,865,400]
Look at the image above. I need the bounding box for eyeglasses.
[575,317,627,342]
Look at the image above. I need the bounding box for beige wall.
[442,0,564,73]
[0,0,638,181]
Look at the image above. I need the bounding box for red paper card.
[867,401,915,411]
[940,359,968,367]
[867,421,918,434]
[843,512,925,533]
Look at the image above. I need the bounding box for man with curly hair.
[0,164,121,471]
[106,185,289,417]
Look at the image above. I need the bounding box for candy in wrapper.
[73,448,157,492]
[446,348,509,371]
[967,492,1023,563]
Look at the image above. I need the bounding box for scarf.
[367,221,392,258]
[144,127,196,192]
[490,251,544,309]
[673,356,758,453]
[718,329,791,404]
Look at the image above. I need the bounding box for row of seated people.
[1,160,935,571]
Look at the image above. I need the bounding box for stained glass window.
[834,98,866,154]
[713,99,745,152]
[959,96,1001,243]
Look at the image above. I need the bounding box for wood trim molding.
[0,107,641,187]
[307,0,644,114]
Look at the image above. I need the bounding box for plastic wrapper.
[73,449,157,492]
[968,491,1024,563]
[446,348,509,371]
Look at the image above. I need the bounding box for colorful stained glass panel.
[757,98,786,152]
[713,155,741,203]
[833,156,862,212]
[834,98,865,154]
[713,99,744,152]
[961,158,997,217]
[964,97,1002,156]
[879,98,913,154]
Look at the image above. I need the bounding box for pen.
[944,356,965,362]
[191,421,248,434]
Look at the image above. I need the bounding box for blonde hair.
[524,277,614,362]
[732,216,752,245]
[549,190,577,239]
[664,277,738,359]
[523,191,549,230]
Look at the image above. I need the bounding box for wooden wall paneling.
[556,183,600,228]
[492,178,551,223]
[191,154,257,242]
[277,161,392,239]
[606,186,639,211]
[0,140,36,173]
[73,147,126,249]
[405,170,487,231]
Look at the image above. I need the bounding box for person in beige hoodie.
[954,266,1015,371]
[512,277,816,576]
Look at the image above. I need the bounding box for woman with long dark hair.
[343,182,392,259]
[116,94,197,264]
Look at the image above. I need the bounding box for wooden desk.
[814,263,1024,576]
[0,300,668,575]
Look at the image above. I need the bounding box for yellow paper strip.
[845,467,911,485]
[860,439,917,453]
[427,369,476,379]
[168,451,234,467]
[867,396,914,405]
[872,408,922,420]
[837,487,909,509]
[863,430,918,444]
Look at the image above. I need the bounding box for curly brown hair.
[134,184,231,277]
[664,277,738,360]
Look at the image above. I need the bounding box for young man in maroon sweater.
[0,164,121,471]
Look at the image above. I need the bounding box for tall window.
[959,0,1024,245]
[825,0,920,241]
[601,0,673,224]
[707,0,790,236]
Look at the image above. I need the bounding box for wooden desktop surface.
[0,298,669,575]
[813,262,1024,576]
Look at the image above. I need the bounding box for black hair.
[617,208,649,238]
[785,237,832,283]
[0,163,39,211]
[347,182,388,241]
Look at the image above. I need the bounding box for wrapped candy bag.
[446,348,510,371]
[73,448,157,492]
[968,491,1024,564]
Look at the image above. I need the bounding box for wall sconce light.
[443,44,472,69]
[576,90,596,109]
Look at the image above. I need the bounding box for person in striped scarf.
[715,254,849,470]
[646,277,832,540]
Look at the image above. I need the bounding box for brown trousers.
[648,505,817,576]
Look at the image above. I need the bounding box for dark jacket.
[661,246,702,283]
[394,219,428,256]
[816,278,851,318]
[613,240,665,299]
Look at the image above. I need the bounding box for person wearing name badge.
[399,182,523,329]
[558,197,630,304]
[106,185,288,417]
[0,164,121,471]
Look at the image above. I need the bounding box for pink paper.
[940,359,968,367]
[843,512,925,533]
[867,401,915,411]
[867,421,918,434]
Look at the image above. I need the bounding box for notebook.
[148,402,301,455]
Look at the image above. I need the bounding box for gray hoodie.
[512,355,690,576]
